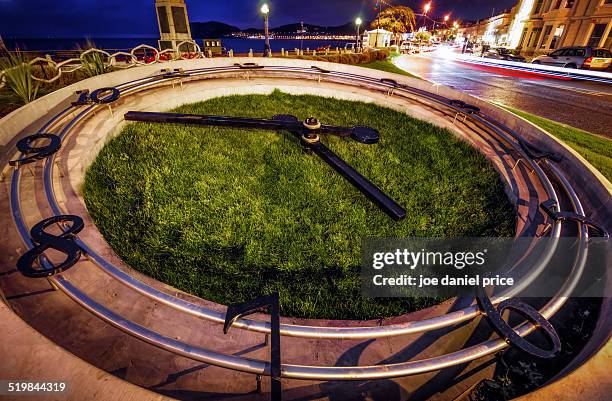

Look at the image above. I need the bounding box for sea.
[3,37,354,55]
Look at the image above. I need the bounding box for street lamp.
[423,2,432,30]
[453,21,459,29]
[444,15,450,25]
[355,17,362,52]
[261,3,271,57]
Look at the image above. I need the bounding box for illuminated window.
[534,0,544,13]
[540,25,553,48]
[550,25,564,48]
[528,27,542,47]
[519,28,529,47]
[587,24,607,47]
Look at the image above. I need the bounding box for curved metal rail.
[5,64,595,379]
[10,65,568,340]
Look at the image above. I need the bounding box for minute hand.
[301,138,406,221]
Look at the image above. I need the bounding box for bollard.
[249,49,253,58]
[228,49,234,57]
[313,50,317,57]
[295,48,299,56]
[207,50,212,58]
[300,49,304,56]
[281,48,284,57]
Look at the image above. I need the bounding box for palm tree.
[371,6,417,46]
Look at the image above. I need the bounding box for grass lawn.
[359,59,419,78]
[83,90,515,320]
[360,52,419,78]
[505,107,612,181]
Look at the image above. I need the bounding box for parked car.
[532,46,612,70]
[400,41,426,54]
[399,41,415,54]
[482,47,526,63]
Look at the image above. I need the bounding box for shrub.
[79,40,111,78]
[0,51,39,104]
[81,51,110,78]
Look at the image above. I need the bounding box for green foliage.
[360,59,418,78]
[80,51,110,78]
[298,49,391,66]
[83,91,515,319]
[79,40,110,78]
[371,6,417,42]
[416,31,432,43]
[506,107,611,180]
[0,51,39,104]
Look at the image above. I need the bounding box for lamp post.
[423,2,431,30]
[261,4,271,57]
[355,17,362,52]
[444,15,450,25]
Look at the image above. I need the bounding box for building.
[155,0,194,51]
[458,0,611,56]
[457,8,517,47]
[365,29,393,48]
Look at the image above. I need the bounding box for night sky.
[0,0,516,37]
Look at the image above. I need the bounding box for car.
[400,41,423,54]
[532,46,612,70]
[482,47,526,63]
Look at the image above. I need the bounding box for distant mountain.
[190,21,240,38]
[190,21,362,37]
[272,22,356,35]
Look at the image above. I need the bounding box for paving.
[394,53,612,138]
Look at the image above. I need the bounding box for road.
[393,53,612,138]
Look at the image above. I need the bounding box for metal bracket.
[519,141,562,163]
[540,200,609,238]
[380,78,400,88]
[224,293,281,401]
[311,66,330,74]
[234,62,264,70]
[161,68,190,79]
[381,78,400,95]
[449,99,481,114]
[511,158,535,174]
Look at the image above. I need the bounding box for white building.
[365,29,393,48]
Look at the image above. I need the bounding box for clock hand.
[124,111,379,144]
[273,115,407,221]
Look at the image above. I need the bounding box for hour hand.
[123,111,379,144]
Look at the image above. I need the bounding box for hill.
[190,21,361,37]
[190,21,240,38]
